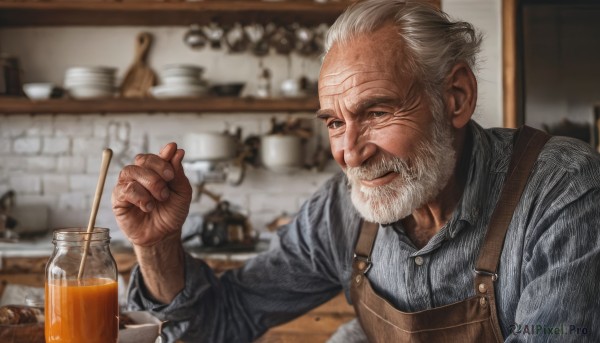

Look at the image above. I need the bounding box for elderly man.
[112,1,600,342]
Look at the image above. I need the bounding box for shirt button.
[414,256,424,266]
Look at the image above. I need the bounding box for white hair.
[324,0,482,116]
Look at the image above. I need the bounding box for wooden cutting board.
[120,32,156,98]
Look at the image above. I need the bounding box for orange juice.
[45,278,118,343]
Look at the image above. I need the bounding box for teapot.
[201,201,256,248]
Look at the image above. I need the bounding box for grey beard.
[346,119,456,224]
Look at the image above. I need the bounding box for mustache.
[345,155,414,181]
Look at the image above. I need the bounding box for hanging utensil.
[203,22,225,49]
[120,32,157,98]
[184,24,208,49]
[270,24,295,55]
[224,23,249,53]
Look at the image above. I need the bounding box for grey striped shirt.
[129,121,600,342]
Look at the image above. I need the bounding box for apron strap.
[474,125,551,285]
[354,221,379,274]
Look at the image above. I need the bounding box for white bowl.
[150,84,208,99]
[160,64,204,78]
[69,86,115,99]
[64,77,115,88]
[66,66,117,76]
[23,83,54,100]
[161,75,202,86]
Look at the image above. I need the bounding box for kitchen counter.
[0,234,270,288]
[0,234,54,260]
[0,237,353,343]
[0,234,269,260]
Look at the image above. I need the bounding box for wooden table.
[0,251,355,342]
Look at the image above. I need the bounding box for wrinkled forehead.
[319,25,412,90]
[318,65,398,99]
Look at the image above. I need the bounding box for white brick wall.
[25,156,57,172]
[72,137,107,155]
[42,174,69,194]
[9,175,42,194]
[69,174,102,192]
[58,192,90,210]
[14,137,42,154]
[54,116,94,137]
[0,138,11,154]
[1,117,33,137]
[0,113,339,241]
[42,137,71,155]
[1,156,27,172]
[27,115,54,136]
[56,156,86,173]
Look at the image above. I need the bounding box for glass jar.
[45,228,118,343]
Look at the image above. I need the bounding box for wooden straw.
[77,148,113,280]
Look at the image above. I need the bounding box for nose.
[343,123,376,168]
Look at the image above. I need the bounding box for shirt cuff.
[127,252,214,317]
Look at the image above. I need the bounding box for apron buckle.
[353,253,372,274]
[474,269,498,281]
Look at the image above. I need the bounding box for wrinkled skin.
[318,24,477,246]
[111,143,192,247]
[318,25,436,189]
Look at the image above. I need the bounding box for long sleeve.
[127,173,360,342]
[505,153,600,342]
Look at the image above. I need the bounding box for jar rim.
[52,227,111,242]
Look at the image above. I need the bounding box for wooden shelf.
[0,97,320,114]
[0,1,350,27]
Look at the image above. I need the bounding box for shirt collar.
[386,121,497,246]
[447,120,495,238]
[376,121,507,241]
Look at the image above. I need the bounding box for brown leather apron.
[350,126,550,342]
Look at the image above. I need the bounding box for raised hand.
[112,143,193,247]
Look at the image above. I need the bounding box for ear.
[443,62,477,129]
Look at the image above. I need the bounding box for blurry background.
[0,0,503,240]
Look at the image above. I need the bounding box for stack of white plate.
[64,66,116,99]
[151,64,208,99]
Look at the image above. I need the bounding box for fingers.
[113,165,170,212]
[113,180,155,213]
[112,143,190,213]
[159,142,178,161]
[159,143,184,178]
[134,153,176,182]
[171,149,186,174]
[117,164,170,203]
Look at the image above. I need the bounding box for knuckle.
[119,165,137,179]
[134,154,147,164]
[147,178,166,195]
[123,181,138,194]
[116,181,138,202]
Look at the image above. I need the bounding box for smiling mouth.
[360,171,397,187]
